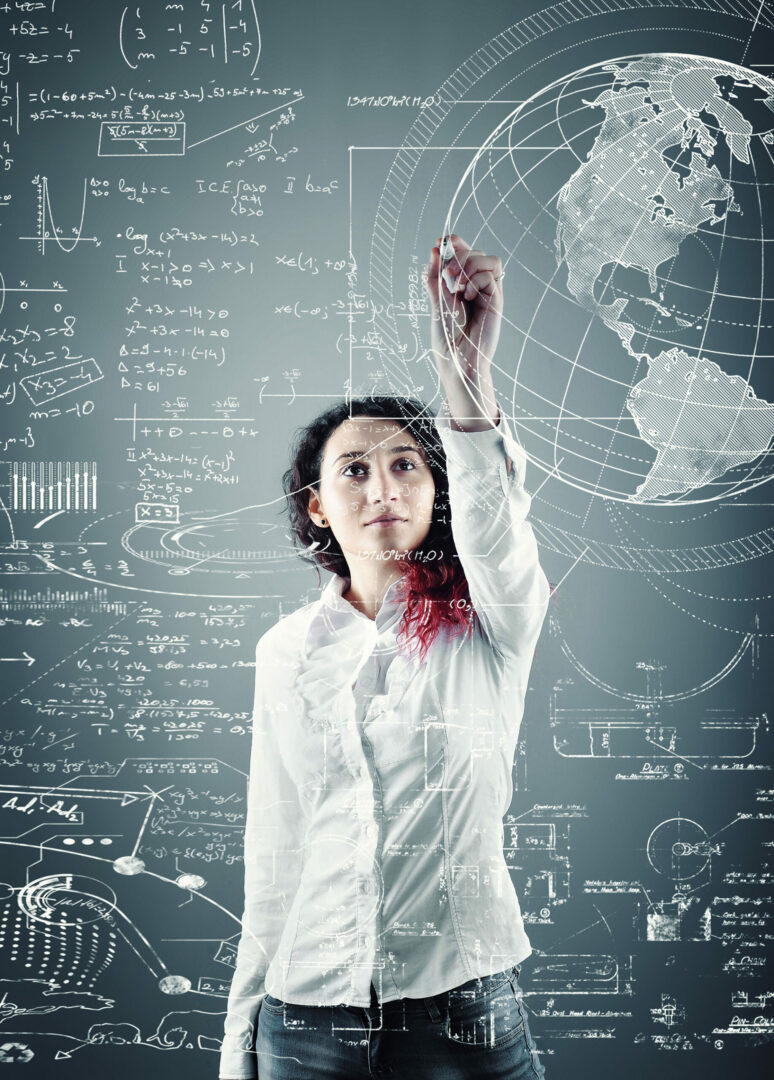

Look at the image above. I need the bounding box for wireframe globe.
[447,53,774,503]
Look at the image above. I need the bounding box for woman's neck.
[341,564,405,621]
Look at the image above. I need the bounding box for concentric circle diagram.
[368,0,774,636]
[20,508,326,601]
[646,816,717,880]
[18,873,119,927]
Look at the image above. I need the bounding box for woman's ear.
[306,485,325,527]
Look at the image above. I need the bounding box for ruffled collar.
[295,574,416,732]
[319,573,405,624]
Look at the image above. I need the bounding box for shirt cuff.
[433,398,527,482]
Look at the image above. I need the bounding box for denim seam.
[424,995,443,1023]
[513,993,543,1080]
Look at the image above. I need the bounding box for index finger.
[437,234,473,260]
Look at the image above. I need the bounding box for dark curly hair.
[282,395,478,665]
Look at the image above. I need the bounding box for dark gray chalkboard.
[1,1,773,1076]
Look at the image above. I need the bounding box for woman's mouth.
[366,516,406,527]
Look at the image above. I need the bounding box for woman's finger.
[435,235,473,279]
[440,279,468,323]
[424,247,468,333]
[423,246,443,311]
[452,254,502,286]
[460,268,501,301]
[438,233,472,260]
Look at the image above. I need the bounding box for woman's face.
[307,416,436,565]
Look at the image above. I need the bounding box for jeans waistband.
[422,967,517,1021]
[366,968,518,1022]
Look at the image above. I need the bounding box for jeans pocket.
[262,993,286,1012]
[443,979,525,1051]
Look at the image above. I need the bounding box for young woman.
[219,236,550,1079]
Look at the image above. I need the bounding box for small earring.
[320,517,327,526]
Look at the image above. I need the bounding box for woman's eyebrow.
[333,445,422,465]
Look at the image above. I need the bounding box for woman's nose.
[367,467,402,501]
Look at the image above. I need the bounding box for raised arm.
[434,398,550,664]
[219,634,305,1080]
[423,233,550,663]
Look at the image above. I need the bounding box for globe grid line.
[481,84,700,492]
[513,77,691,496]
[712,125,769,491]
[655,72,743,494]
[445,78,693,481]
[442,60,767,496]
[551,59,755,500]
[649,59,772,496]
[588,67,740,503]
[373,30,757,422]
[502,55,773,500]
[365,0,774,570]
[370,0,773,358]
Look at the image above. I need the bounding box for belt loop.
[423,994,442,1022]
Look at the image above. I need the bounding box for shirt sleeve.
[433,398,551,665]
[219,633,306,1080]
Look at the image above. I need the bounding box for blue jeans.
[255,965,546,1079]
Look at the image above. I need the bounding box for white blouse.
[219,399,551,1078]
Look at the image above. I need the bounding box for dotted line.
[0,607,138,710]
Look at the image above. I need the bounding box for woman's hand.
[422,234,504,429]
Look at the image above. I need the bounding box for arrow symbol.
[0,652,35,666]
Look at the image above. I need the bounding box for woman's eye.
[341,462,364,476]
[342,458,416,476]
